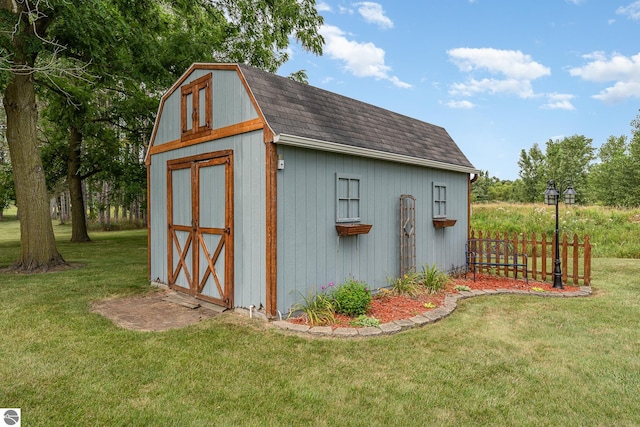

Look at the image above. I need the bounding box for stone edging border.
[270,286,593,338]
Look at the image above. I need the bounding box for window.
[433,182,447,218]
[181,73,212,140]
[336,173,361,223]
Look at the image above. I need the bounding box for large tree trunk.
[3,74,66,271]
[68,126,91,242]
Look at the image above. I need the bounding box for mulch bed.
[289,274,581,329]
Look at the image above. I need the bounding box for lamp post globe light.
[543,180,576,289]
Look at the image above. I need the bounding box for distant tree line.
[472,111,640,207]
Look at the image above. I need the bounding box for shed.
[146,63,478,318]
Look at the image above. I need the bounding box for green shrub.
[421,263,450,293]
[332,279,372,317]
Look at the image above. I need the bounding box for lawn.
[1,215,640,426]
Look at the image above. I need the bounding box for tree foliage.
[516,143,546,203]
[475,111,640,207]
[544,135,595,204]
[471,170,516,203]
[588,115,640,207]
[588,135,630,206]
[0,0,325,263]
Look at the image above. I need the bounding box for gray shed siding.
[149,131,266,308]
[148,65,268,309]
[276,145,468,313]
[153,69,258,146]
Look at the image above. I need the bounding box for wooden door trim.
[167,161,196,294]
[167,150,233,167]
[166,150,234,308]
[169,228,193,287]
[193,154,234,307]
[197,233,225,297]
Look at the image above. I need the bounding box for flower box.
[432,218,457,228]
[335,223,373,236]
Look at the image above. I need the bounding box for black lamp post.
[543,180,576,289]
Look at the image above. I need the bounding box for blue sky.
[278,0,640,180]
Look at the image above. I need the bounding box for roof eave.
[274,133,479,174]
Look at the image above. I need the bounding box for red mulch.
[289,274,581,329]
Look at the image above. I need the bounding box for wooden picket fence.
[469,230,592,286]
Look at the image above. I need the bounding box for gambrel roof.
[237,63,476,173]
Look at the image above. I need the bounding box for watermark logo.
[2,409,20,427]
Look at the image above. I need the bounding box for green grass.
[1,215,640,425]
[471,202,640,258]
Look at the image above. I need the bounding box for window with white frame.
[433,182,447,218]
[336,173,361,222]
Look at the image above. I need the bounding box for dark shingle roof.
[237,63,475,170]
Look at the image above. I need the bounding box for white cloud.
[447,48,550,101]
[569,51,640,102]
[570,52,640,82]
[448,47,550,80]
[617,1,640,20]
[543,93,575,110]
[592,81,640,102]
[450,77,535,98]
[316,2,332,12]
[320,24,411,88]
[387,76,412,89]
[445,100,475,109]
[355,2,393,29]
[446,47,554,108]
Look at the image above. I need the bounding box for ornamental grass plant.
[389,264,450,296]
[289,289,335,326]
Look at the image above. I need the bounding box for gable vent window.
[336,173,361,223]
[433,182,447,218]
[181,73,212,140]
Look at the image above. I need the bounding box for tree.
[516,144,546,202]
[589,135,630,206]
[471,170,491,202]
[626,113,640,206]
[1,0,324,265]
[43,0,324,242]
[0,0,66,270]
[471,171,516,203]
[544,135,595,203]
